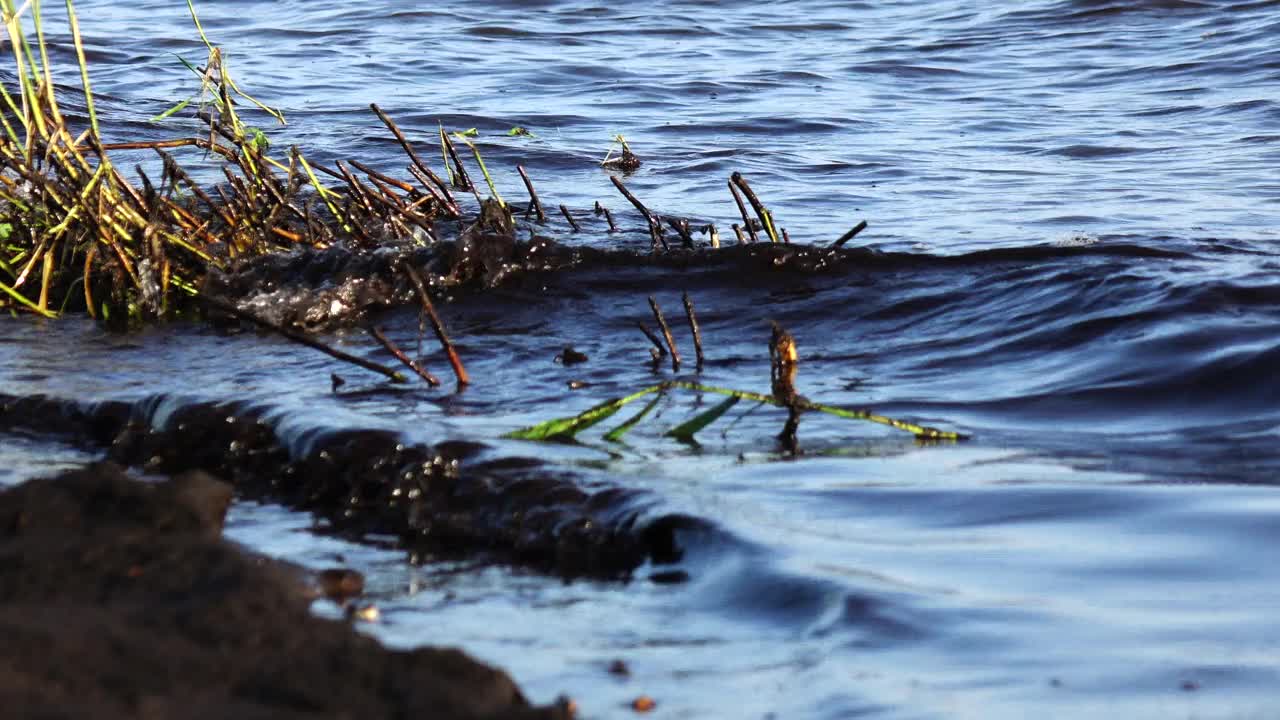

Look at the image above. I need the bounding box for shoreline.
[0,461,572,719]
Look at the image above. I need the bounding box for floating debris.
[555,347,590,366]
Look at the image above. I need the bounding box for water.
[4,0,1280,717]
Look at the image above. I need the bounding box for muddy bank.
[0,461,570,719]
[0,393,700,579]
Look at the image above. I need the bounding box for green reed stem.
[64,0,99,140]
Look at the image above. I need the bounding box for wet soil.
[0,461,571,719]
[0,393,698,579]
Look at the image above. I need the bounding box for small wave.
[1036,144,1154,159]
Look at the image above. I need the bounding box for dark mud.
[0,393,699,579]
[0,461,569,719]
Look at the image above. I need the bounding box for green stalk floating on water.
[504,380,967,444]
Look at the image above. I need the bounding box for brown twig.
[730,172,778,243]
[704,223,720,248]
[682,292,705,371]
[609,175,657,229]
[440,129,474,191]
[196,295,406,383]
[516,165,546,223]
[369,326,441,386]
[728,180,758,243]
[648,296,681,372]
[649,220,670,252]
[831,220,868,248]
[594,201,618,232]
[559,204,580,232]
[635,321,667,358]
[101,136,240,163]
[402,264,470,387]
[406,164,454,216]
[369,103,460,216]
[348,159,414,193]
[666,217,695,249]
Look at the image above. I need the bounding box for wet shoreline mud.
[0,392,699,579]
[0,461,572,719]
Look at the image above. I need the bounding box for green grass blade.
[150,97,193,122]
[0,278,57,317]
[64,0,100,140]
[603,391,664,442]
[185,0,214,50]
[462,138,504,207]
[295,149,350,232]
[669,381,967,441]
[505,385,662,441]
[665,394,740,443]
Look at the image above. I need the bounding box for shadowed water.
[3,0,1280,717]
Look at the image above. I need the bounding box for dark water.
[4,1,1280,717]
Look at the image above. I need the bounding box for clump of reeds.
[0,1,870,329]
[0,1,464,325]
[0,0,292,324]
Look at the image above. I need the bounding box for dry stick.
[335,160,376,215]
[101,136,240,163]
[348,159,414,193]
[402,264,470,387]
[196,295,406,383]
[609,175,667,250]
[831,220,868,249]
[731,223,746,244]
[406,164,453,214]
[728,180,759,243]
[667,217,695,249]
[439,130,474,191]
[156,149,233,227]
[703,223,721,248]
[516,165,547,222]
[648,296,682,372]
[366,176,440,242]
[559,204,580,232]
[635,321,667,357]
[650,221,670,252]
[368,103,460,217]
[730,172,779,243]
[594,201,618,232]
[682,292,705,371]
[369,326,441,386]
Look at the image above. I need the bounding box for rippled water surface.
[4,1,1280,717]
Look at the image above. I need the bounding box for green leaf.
[507,126,533,137]
[0,279,56,318]
[665,395,740,442]
[603,392,664,442]
[453,128,479,138]
[505,385,662,441]
[150,97,193,123]
[248,126,270,152]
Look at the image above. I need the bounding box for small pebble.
[317,568,365,603]
[350,605,380,623]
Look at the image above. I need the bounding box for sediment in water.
[0,461,570,719]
